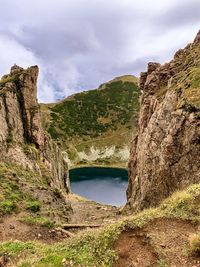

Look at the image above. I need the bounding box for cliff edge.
[0,64,70,192]
[127,30,200,211]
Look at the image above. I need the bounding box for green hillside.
[41,75,140,167]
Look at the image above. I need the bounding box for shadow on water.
[69,167,128,207]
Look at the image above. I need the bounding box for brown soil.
[0,195,121,244]
[0,213,70,244]
[114,218,200,267]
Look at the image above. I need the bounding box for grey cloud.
[155,0,200,29]
[0,0,199,102]
[159,0,200,27]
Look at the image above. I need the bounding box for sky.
[0,0,200,103]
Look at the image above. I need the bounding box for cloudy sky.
[0,0,200,102]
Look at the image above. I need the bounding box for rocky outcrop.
[0,65,70,193]
[127,31,200,211]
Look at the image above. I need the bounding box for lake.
[69,167,128,206]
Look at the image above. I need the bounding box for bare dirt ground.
[113,218,200,267]
[0,213,70,244]
[0,194,122,244]
[68,194,121,225]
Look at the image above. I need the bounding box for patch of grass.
[159,184,200,221]
[176,67,200,110]
[22,215,55,228]
[189,232,200,256]
[0,162,49,217]
[0,241,36,256]
[25,200,41,213]
[0,200,18,214]
[0,72,23,85]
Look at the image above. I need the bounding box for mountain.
[0,31,200,267]
[127,30,200,211]
[41,75,140,167]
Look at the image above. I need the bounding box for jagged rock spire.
[10,64,24,75]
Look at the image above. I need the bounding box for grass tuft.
[25,200,41,213]
[189,232,200,256]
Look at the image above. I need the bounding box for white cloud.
[0,35,36,75]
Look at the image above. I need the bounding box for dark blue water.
[69,167,128,206]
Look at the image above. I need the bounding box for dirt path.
[113,218,200,267]
[67,194,122,225]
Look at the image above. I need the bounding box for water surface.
[69,167,128,206]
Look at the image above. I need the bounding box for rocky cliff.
[127,31,200,211]
[0,65,70,192]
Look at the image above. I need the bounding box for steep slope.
[0,64,70,192]
[41,75,140,167]
[0,65,71,228]
[127,30,200,211]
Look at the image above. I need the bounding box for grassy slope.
[156,39,200,111]
[0,160,71,228]
[0,183,199,266]
[41,75,140,167]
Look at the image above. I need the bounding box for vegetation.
[25,200,41,213]
[21,215,55,228]
[0,200,18,214]
[41,75,140,166]
[0,183,199,266]
[0,163,26,216]
[189,232,200,256]
[0,162,68,226]
[0,72,23,85]
[45,79,139,140]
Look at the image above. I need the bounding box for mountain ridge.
[41,74,140,168]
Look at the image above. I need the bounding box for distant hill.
[41,75,140,167]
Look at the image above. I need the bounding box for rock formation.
[0,65,70,192]
[127,31,200,211]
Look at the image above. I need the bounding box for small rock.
[9,224,15,230]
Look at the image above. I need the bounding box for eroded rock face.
[127,31,200,211]
[0,65,69,193]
